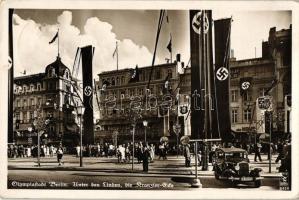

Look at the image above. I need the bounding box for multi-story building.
[95,25,291,145]
[95,62,191,145]
[13,56,81,146]
[230,25,291,142]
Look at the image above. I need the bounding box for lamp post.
[143,120,148,144]
[173,123,181,158]
[132,123,135,171]
[77,105,85,167]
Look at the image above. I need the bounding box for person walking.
[275,141,285,163]
[56,144,64,166]
[184,144,191,167]
[254,143,262,162]
[149,144,155,162]
[142,145,150,172]
[75,145,80,158]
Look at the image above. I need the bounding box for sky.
[13,9,291,79]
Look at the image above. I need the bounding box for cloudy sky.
[13,9,291,78]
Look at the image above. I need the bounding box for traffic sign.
[257,96,273,111]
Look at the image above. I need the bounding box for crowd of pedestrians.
[7,144,58,158]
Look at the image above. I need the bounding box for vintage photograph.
[4,3,294,196]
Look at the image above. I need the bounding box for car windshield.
[225,152,246,162]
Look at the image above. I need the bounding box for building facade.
[95,25,291,145]
[229,25,291,142]
[95,62,191,145]
[13,56,81,146]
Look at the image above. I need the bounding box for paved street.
[8,154,282,190]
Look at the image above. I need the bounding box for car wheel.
[254,180,261,188]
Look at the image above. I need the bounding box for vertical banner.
[190,10,204,139]
[213,18,232,141]
[81,45,94,145]
[190,10,213,139]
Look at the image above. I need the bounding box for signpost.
[257,95,273,172]
[182,137,221,188]
[173,123,181,157]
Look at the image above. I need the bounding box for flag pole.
[170,33,172,63]
[116,41,119,71]
[58,29,60,58]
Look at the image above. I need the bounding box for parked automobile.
[213,147,263,187]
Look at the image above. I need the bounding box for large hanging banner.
[190,10,213,139]
[81,45,94,144]
[213,18,233,141]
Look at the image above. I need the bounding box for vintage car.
[213,147,263,187]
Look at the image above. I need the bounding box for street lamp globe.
[77,106,85,116]
[143,120,148,127]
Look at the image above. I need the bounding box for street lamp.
[77,105,85,167]
[143,120,148,144]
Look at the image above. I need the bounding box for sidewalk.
[8,154,282,178]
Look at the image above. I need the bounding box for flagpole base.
[191,178,202,188]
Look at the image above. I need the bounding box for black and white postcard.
[0,0,298,199]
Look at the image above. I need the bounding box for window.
[48,82,55,90]
[23,86,27,93]
[138,88,143,96]
[231,90,238,102]
[49,67,55,77]
[243,90,252,102]
[23,112,27,122]
[66,85,71,92]
[130,89,135,97]
[116,77,120,85]
[230,69,239,79]
[30,98,35,106]
[37,84,41,91]
[232,109,238,123]
[38,98,42,106]
[121,76,125,84]
[30,85,34,92]
[259,88,266,96]
[244,109,252,122]
[15,113,20,120]
[23,99,27,107]
[29,112,34,121]
[111,78,115,86]
[16,100,20,107]
[155,70,161,80]
[65,71,69,79]
[167,69,173,78]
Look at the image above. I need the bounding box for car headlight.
[235,163,240,171]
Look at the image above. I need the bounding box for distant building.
[95,62,191,145]
[13,56,81,146]
[230,25,291,142]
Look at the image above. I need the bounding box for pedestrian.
[275,141,285,163]
[49,145,54,157]
[142,145,150,172]
[254,143,262,162]
[27,146,31,157]
[75,145,80,158]
[158,143,164,160]
[56,144,64,166]
[125,145,131,162]
[198,151,202,166]
[149,144,155,162]
[184,144,191,167]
